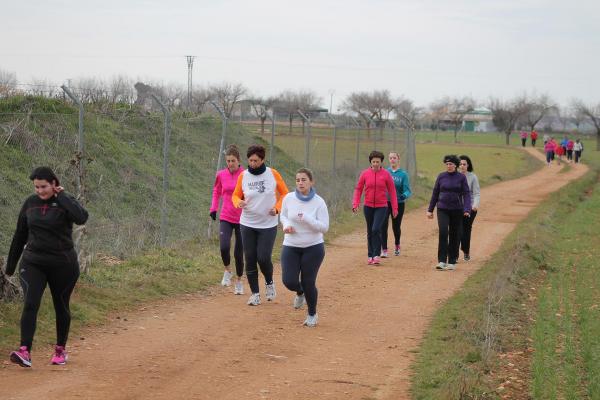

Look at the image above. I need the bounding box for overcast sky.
[2,0,599,109]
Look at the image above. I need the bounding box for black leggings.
[363,206,388,258]
[437,209,463,264]
[460,210,478,255]
[240,225,277,294]
[219,220,244,277]
[381,202,406,249]
[281,243,325,316]
[18,250,80,350]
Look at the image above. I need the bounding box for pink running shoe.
[372,256,381,265]
[367,257,374,265]
[51,345,68,365]
[10,346,31,368]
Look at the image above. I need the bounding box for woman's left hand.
[269,207,278,216]
[54,186,64,194]
[464,212,470,217]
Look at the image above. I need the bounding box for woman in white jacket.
[280,168,329,327]
[459,155,480,261]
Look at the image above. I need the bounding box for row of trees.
[1,68,599,149]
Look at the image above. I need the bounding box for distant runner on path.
[352,150,398,266]
[381,151,411,257]
[427,155,471,271]
[5,167,89,368]
[210,144,245,295]
[232,144,289,306]
[280,168,329,327]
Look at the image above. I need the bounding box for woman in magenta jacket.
[210,144,245,294]
[352,150,398,265]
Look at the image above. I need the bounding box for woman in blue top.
[381,152,411,257]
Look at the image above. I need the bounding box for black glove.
[210,211,217,221]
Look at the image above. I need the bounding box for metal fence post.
[151,94,171,247]
[349,116,361,177]
[267,111,275,166]
[297,110,311,167]
[61,85,85,200]
[210,101,228,172]
[61,85,88,272]
[326,114,337,174]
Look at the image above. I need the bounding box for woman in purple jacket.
[426,155,471,271]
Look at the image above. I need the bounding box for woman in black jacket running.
[5,167,88,368]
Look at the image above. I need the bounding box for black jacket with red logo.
[5,192,88,275]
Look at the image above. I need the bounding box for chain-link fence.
[1,95,418,272]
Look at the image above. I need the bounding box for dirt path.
[0,149,588,400]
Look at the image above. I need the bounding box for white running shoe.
[445,263,456,271]
[221,271,232,287]
[247,293,261,306]
[294,293,306,309]
[265,282,276,301]
[381,250,389,258]
[435,262,446,271]
[303,314,318,327]
[234,280,244,295]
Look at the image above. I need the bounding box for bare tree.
[342,91,378,137]
[489,96,529,145]
[0,69,17,98]
[248,96,276,134]
[191,87,210,114]
[572,99,600,150]
[432,96,475,143]
[28,77,59,98]
[394,97,422,182]
[209,82,247,118]
[571,104,587,132]
[273,90,298,133]
[272,90,321,133]
[108,75,135,104]
[523,94,555,131]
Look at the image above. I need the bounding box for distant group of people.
[212,144,327,329]
[351,151,479,271]
[520,130,539,147]
[542,135,584,166]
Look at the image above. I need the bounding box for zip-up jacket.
[352,168,398,213]
[464,172,480,209]
[386,167,412,203]
[544,141,556,152]
[232,167,289,229]
[428,171,471,213]
[6,192,89,275]
[210,167,244,224]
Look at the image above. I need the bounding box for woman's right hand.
[352,207,358,213]
[238,200,247,208]
[426,211,433,219]
[283,226,295,234]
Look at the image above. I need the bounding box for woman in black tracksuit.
[5,167,88,368]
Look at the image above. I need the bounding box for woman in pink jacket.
[210,144,245,294]
[352,150,398,265]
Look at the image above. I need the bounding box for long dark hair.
[459,155,474,172]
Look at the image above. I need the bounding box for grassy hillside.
[0,96,301,257]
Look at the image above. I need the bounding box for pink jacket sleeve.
[210,173,222,213]
[385,171,399,214]
[352,171,366,209]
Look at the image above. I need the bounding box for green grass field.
[410,151,600,399]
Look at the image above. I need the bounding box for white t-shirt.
[280,191,329,248]
[239,167,280,229]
